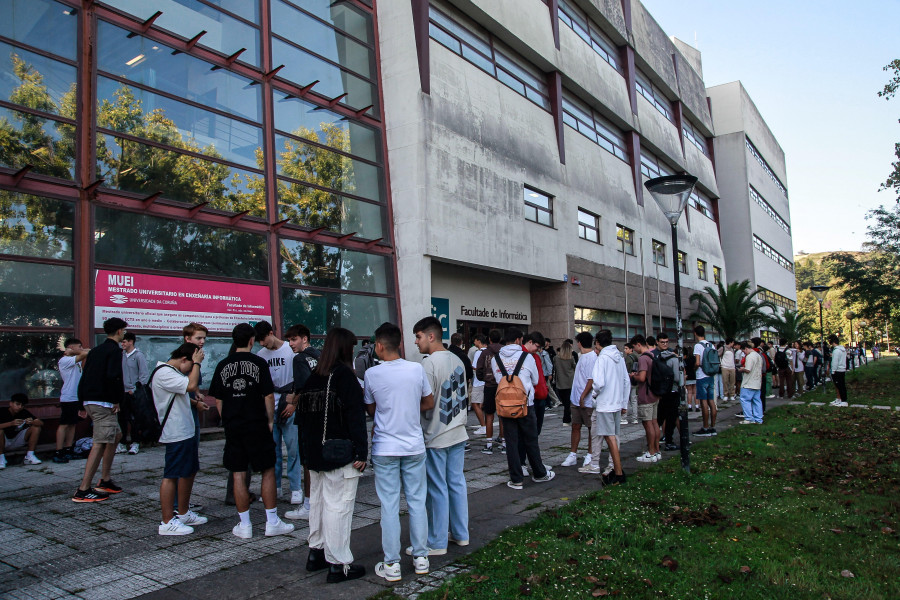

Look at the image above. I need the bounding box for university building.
[0,0,793,405]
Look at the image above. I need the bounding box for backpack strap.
[511,352,529,378]
[149,364,181,432]
[494,354,509,379]
[495,352,529,381]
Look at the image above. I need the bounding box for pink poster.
[94,270,272,333]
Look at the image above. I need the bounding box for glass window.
[0,43,77,114]
[281,0,373,44]
[689,190,715,220]
[273,91,381,163]
[94,207,269,280]
[0,260,73,326]
[524,187,553,227]
[101,0,260,66]
[96,133,266,216]
[682,118,708,156]
[0,331,67,401]
[652,239,666,266]
[273,134,381,202]
[574,306,644,341]
[272,1,373,79]
[277,182,384,240]
[697,259,707,281]
[635,69,671,121]
[749,185,789,233]
[0,191,74,260]
[133,335,233,385]
[640,150,673,179]
[616,225,634,255]
[577,209,600,243]
[280,240,390,294]
[752,235,794,273]
[713,266,721,286]
[561,92,628,162]
[1,0,77,61]
[558,0,620,72]
[281,288,394,336]
[0,106,75,179]
[677,251,688,274]
[746,137,787,197]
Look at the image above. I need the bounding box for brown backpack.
[494,353,530,419]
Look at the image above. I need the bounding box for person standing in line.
[448,333,474,390]
[692,326,718,437]
[295,327,368,584]
[119,332,149,455]
[365,322,434,582]
[720,338,736,403]
[284,323,319,520]
[653,333,683,451]
[630,335,661,462]
[208,323,294,539]
[561,332,597,469]
[583,330,629,483]
[523,331,550,437]
[714,341,725,403]
[154,342,208,535]
[802,341,820,389]
[791,341,806,397]
[829,335,848,407]
[684,350,697,411]
[738,340,764,424]
[622,343,638,424]
[552,339,576,425]
[469,334,488,435]
[254,321,303,507]
[53,339,89,464]
[475,329,503,454]
[73,317,128,502]
[413,317,469,557]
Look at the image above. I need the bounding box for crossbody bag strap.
[149,364,180,433]
[321,372,334,446]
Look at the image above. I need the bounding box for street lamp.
[810,285,830,391]
[645,173,697,475]
[845,310,856,370]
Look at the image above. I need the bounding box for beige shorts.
[571,405,594,426]
[637,401,658,422]
[470,385,484,405]
[86,404,121,444]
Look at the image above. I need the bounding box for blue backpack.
[699,341,721,375]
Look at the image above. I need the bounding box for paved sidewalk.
[0,400,749,600]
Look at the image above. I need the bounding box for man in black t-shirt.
[0,394,44,468]
[208,323,294,540]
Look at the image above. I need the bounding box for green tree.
[689,280,776,341]
[767,308,814,343]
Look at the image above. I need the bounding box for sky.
[641,0,900,254]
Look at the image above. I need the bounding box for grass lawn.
[798,357,900,408]
[402,403,900,599]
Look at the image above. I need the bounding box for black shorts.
[59,402,81,425]
[223,426,276,473]
[482,386,497,415]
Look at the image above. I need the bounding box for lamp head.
[844,310,856,320]
[644,175,698,226]
[809,285,830,303]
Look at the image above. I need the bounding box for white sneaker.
[561,452,578,467]
[413,556,430,575]
[521,465,529,477]
[449,535,469,546]
[829,399,842,406]
[532,469,556,483]
[23,454,42,465]
[115,443,127,454]
[630,419,639,424]
[128,443,139,455]
[177,510,208,526]
[473,426,486,436]
[837,401,849,407]
[159,516,193,536]
[405,546,447,556]
[233,522,253,539]
[375,561,401,582]
[582,454,592,468]
[285,505,310,520]
[653,453,662,462]
[265,518,295,537]
[740,420,754,425]
[578,464,601,474]
[636,452,655,463]
[0,455,6,469]
[620,418,628,425]
[290,490,303,505]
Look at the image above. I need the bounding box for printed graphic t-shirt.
[208,352,274,432]
[421,351,469,449]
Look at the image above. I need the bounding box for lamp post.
[645,173,698,475]
[810,285,830,390]
[845,310,856,370]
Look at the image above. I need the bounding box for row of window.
[635,69,672,121]
[557,0,620,72]
[689,190,715,220]
[682,118,709,156]
[749,185,790,233]
[745,137,788,197]
[562,92,629,162]
[753,235,794,273]
[758,287,797,310]
[574,307,645,342]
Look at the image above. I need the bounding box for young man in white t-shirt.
[364,322,434,583]
[561,332,597,468]
[53,339,89,464]
[153,342,207,535]
[255,321,303,506]
[469,335,487,435]
[413,317,469,557]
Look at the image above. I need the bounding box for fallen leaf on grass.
[642,579,653,587]
[526,542,539,548]
[830,528,843,534]
[528,553,539,559]
[841,570,855,578]
[660,555,679,571]
[584,576,599,584]
[592,588,608,597]
[470,574,489,583]
[882,527,894,534]
[599,555,613,561]
[745,525,761,533]
[740,566,752,574]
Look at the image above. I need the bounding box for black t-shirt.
[292,346,321,393]
[1,407,35,439]
[208,352,274,431]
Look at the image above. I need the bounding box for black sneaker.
[601,472,626,486]
[664,443,679,451]
[326,563,366,584]
[96,479,123,494]
[707,428,717,436]
[693,428,711,436]
[52,452,69,464]
[307,547,328,572]
[73,488,110,503]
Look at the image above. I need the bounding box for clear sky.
[641,0,900,254]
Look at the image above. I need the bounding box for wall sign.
[460,305,528,322]
[95,270,272,333]
[431,297,451,340]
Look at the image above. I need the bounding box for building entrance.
[457,320,523,348]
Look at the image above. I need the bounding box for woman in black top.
[294,327,367,584]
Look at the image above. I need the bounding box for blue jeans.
[372,452,428,563]
[715,373,723,399]
[740,388,763,423]
[425,442,469,550]
[696,376,715,401]
[273,413,302,493]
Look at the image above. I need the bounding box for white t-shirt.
[421,351,469,449]
[570,350,598,408]
[151,362,194,444]
[793,350,806,372]
[256,341,295,391]
[58,355,82,403]
[471,349,485,387]
[364,359,432,456]
[694,342,712,379]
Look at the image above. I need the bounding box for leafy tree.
[878,58,900,201]
[767,308,813,343]
[689,280,776,341]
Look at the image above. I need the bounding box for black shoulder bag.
[321,371,354,464]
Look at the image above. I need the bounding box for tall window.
[616,225,635,255]
[578,209,600,243]
[524,187,553,227]
[677,251,688,274]
[652,240,667,266]
[713,266,721,285]
[635,69,672,121]
[689,190,715,220]
[697,259,708,281]
[640,149,674,179]
[557,0,621,72]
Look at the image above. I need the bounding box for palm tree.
[767,308,814,343]
[689,280,777,340]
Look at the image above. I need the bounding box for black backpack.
[353,345,379,380]
[132,364,180,444]
[774,347,789,369]
[647,351,675,398]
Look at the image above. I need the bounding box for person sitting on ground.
[0,394,44,468]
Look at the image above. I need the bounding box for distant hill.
[794,251,869,291]
[794,250,867,264]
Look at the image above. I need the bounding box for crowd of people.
[0,315,870,585]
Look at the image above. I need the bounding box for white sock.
[25,451,35,459]
[238,510,251,527]
[303,497,310,510]
[265,507,279,525]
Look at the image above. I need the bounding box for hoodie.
[590,345,630,412]
[491,344,540,406]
